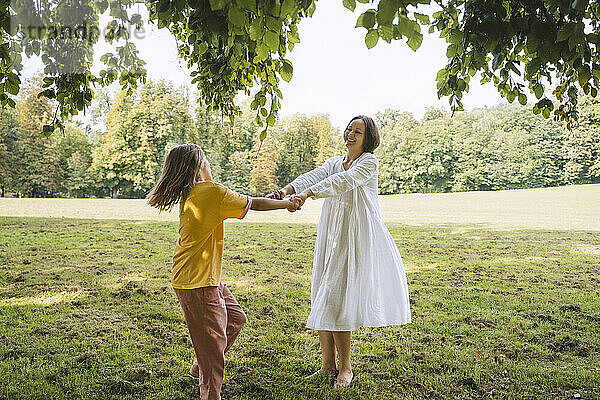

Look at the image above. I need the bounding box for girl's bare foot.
[334,369,353,388]
[304,367,338,380]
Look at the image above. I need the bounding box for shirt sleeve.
[309,153,378,199]
[289,157,335,194]
[220,186,251,220]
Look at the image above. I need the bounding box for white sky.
[22,2,507,130]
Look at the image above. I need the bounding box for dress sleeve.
[220,186,251,220]
[289,157,335,194]
[309,154,378,199]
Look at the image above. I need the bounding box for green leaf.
[265,16,280,32]
[446,44,457,58]
[209,0,228,11]
[197,42,208,55]
[518,93,527,105]
[259,129,267,140]
[407,32,423,51]
[280,0,296,16]
[5,78,18,95]
[42,124,54,137]
[130,13,143,26]
[534,84,543,99]
[266,113,276,126]
[507,91,515,103]
[280,59,293,82]
[249,18,264,40]
[343,0,356,11]
[557,23,573,42]
[379,25,394,42]
[356,9,376,29]
[228,6,247,27]
[256,42,269,60]
[542,107,550,118]
[7,72,20,85]
[237,0,256,11]
[414,13,430,25]
[377,0,399,26]
[264,30,280,51]
[365,29,379,49]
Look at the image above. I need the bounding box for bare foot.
[189,360,199,379]
[304,367,338,380]
[334,369,353,388]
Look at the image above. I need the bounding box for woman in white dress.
[268,115,411,387]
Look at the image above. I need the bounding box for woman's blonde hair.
[147,144,206,211]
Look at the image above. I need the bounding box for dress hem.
[305,319,411,332]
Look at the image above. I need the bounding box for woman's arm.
[268,158,336,199]
[300,154,378,199]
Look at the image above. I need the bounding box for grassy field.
[1,184,599,230]
[1,215,599,399]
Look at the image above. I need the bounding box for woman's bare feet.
[189,360,199,379]
[304,367,338,380]
[334,368,353,388]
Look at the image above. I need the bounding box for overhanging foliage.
[2,0,600,135]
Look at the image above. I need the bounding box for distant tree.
[250,136,278,196]
[310,114,339,165]
[422,107,447,122]
[221,150,252,195]
[89,90,135,198]
[274,114,319,187]
[90,80,195,198]
[377,112,419,193]
[563,97,600,183]
[375,108,409,130]
[53,123,93,196]
[0,107,19,196]
[64,151,91,197]
[12,76,61,197]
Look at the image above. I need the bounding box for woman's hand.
[266,189,285,200]
[266,185,295,199]
[291,189,313,208]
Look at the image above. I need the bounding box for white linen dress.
[290,152,411,331]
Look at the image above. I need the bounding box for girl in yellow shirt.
[148,144,299,400]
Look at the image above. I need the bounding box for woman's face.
[344,119,366,152]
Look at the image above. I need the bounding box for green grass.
[2,183,599,230]
[1,217,599,399]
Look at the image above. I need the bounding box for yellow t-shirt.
[171,182,250,289]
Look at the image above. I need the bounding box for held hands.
[286,196,302,212]
[266,187,305,212]
[290,190,311,208]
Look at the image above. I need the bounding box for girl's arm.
[250,197,299,212]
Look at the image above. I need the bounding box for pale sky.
[22,2,507,130]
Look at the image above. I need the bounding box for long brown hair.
[147,144,206,212]
[347,115,380,153]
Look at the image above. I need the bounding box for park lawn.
[0,217,599,400]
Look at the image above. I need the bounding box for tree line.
[1,77,598,199]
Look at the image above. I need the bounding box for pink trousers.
[174,282,246,400]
